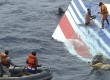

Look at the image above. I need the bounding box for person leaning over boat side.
[26,51,42,74]
[0,50,17,77]
[98,2,109,29]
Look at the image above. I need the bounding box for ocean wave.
[0,36,43,43]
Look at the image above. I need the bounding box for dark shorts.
[26,68,36,74]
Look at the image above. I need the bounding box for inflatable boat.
[0,66,52,80]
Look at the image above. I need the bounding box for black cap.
[87,8,91,11]
[87,8,90,11]
[32,51,36,56]
[99,2,103,6]
[5,50,9,55]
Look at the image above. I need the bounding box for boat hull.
[0,66,52,80]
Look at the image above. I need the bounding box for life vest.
[1,53,10,68]
[27,54,38,68]
[101,5,108,14]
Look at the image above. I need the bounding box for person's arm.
[0,52,4,60]
[100,5,107,14]
[101,5,104,14]
[98,6,103,14]
[35,57,42,67]
[7,57,16,66]
[37,64,42,67]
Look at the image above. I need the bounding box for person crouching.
[85,8,92,26]
[0,50,17,77]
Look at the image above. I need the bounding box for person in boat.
[98,2,109,29]
[0,50,17,77]
[58,7,64,15]
[85,8,96,26]
[26,51,42,74]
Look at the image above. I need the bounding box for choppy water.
[0,0,110,80]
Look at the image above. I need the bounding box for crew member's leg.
[102,14,109,29]
[102,18,104,29]
[106,18,109,25]
[2,66,11,77]
[85,17,90,26]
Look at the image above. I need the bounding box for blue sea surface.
[0,0,110,80]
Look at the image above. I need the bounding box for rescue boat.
[0,66,52,80]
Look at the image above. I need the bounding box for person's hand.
[88,62,90,63]
[38,64,42,67]
[14,65,18,67]
[98,12,101,14]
